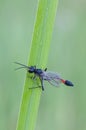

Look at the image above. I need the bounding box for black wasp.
[15,62,74,91]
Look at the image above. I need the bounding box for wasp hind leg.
[29,76,44,91]
[39,77,44,91]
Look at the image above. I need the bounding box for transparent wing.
[42,71,62,87]
[42,71,61,79]
[47,78,61,87]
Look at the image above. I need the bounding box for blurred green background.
[0,0,86,130]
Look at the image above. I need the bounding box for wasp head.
[28,66,36,73]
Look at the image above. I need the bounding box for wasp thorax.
[34,69,43,74]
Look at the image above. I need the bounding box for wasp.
[15,62,74,91]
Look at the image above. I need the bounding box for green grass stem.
[16,0,58,130]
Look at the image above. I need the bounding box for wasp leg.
[29,74,37,80]
[33,65,36,69]
[32,75,37,80]
[29,86,41,89]
[44,68,47,71]
[29,75,44,91]
[29,75,42,90]
[39,77,44,91]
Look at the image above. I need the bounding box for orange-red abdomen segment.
[61,79,66,84]
[61,79,74,87]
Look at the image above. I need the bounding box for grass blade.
[16,0,58,130]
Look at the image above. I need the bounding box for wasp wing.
[47,79,61,87]
[41,71,62,87]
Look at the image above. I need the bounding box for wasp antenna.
[14,66,28,71]
[14,62,29,68]
[14,62,30,71]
